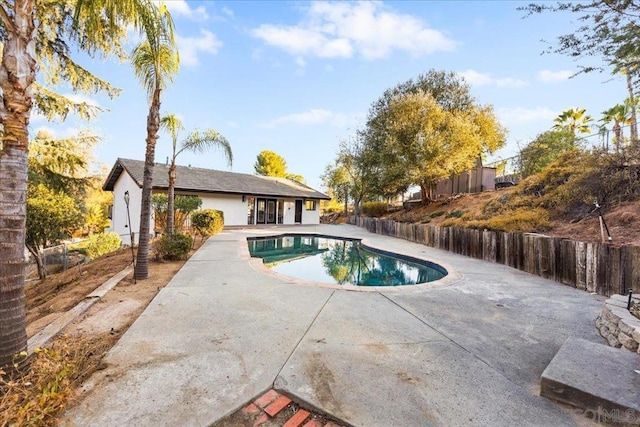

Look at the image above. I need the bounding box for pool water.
[247,235,446,287]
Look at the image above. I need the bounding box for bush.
[86,232,121,259]
[191,209,224,237]
[154,233,193,260]
[362,201,388,217]
[445,209,465,219]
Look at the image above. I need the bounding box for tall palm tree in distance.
[601,104,632,151]
[160,114,232,234]
[131,4,180,280]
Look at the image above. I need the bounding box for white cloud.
[538,69,573,83]
[495,77,528,88]
[64,93,100,107]
[252,1,455,60]
[160,0,208,21]
[459,70,493,86]
[496,107,557,124]
[459,69,528,88]
[221,7,234,18]
[227,121,238,128]
[176,30,223,67]
[265,108,353,128]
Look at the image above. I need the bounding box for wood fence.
[348,216,640,297]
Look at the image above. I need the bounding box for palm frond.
[179,130,233,167]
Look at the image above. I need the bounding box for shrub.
[191,209,224,237]
[154,233,193,260]
[429,210,445,218]
[86,232,121,259]
[362,201,388,217]
[445,209,465,219]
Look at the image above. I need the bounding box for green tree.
[26,185,82,280]
[0,0,171,369]
[364,69,489,201]
[254,149,305,182]
[254,150,287,177]
[151,194,202,233]
[131,5,180,280]
[160,114,232,234]
[518,129,576,178]
[552,108,593,136]
[375,90,505,201]
[522,1,639,144]
[601,103,632,150]
[322,162,351,215]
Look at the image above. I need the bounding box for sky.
[35,0,630,192]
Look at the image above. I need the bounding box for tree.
[380,91,505,201]
[322,162,351,215]
[518,129,576,178]
[26,185,82,279]
[363,69,483,201]
[0,0,170,369]
[254,149,305,182]
[160,114,232,234]
[151,194,202,233]
[131,5,179,280]
[601,104,632,150]
[254,150,287,177]
[552,108,593,136]
[522,1,639,145]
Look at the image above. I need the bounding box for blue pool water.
[247,235,447,287]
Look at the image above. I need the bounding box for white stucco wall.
[181,192,248,226]
[110,173,145,245]
[301,200,320,224]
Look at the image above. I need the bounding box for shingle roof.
[103,158,331,200]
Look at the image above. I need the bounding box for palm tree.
[131,5,179,280]
[0,0,169,370]
[552,107,593,136]
[160,114,232,234]
[601,104,631,151]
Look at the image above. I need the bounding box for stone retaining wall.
[596,294,640,353]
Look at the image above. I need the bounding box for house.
[103,158,331,244]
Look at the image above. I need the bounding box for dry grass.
[0,333,120,426]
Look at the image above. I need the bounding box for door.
[257,198,277,224]
[267,200,276,224]
[294,200,303,224]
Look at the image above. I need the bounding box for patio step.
[540,337,640,423]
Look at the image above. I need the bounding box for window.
[277,199,284,224]
[305,200,316,211]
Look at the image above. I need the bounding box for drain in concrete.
[213,389,349,427]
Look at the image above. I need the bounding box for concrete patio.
[65,224,606,426]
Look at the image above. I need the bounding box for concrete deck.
[65,224,607,426]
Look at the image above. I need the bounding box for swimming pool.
[247,234,447,287]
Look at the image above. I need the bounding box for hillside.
[383,188,640,247]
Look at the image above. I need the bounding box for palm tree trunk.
[135,86,161,280]
[0,0,37,369]
[167,164,176,234]
[626,73,638,146]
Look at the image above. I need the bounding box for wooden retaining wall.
[348,216,640,297]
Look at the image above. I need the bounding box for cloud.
[496,107,557,124]
[459,70,493,86]
[176,30,223,67]
[252,1,455,60]
[160,0,208,21]
[459,69,528,88]
[538,69,573,83]
[264,108,355,128]
[221,7,234,18]
[64,93,100,107]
